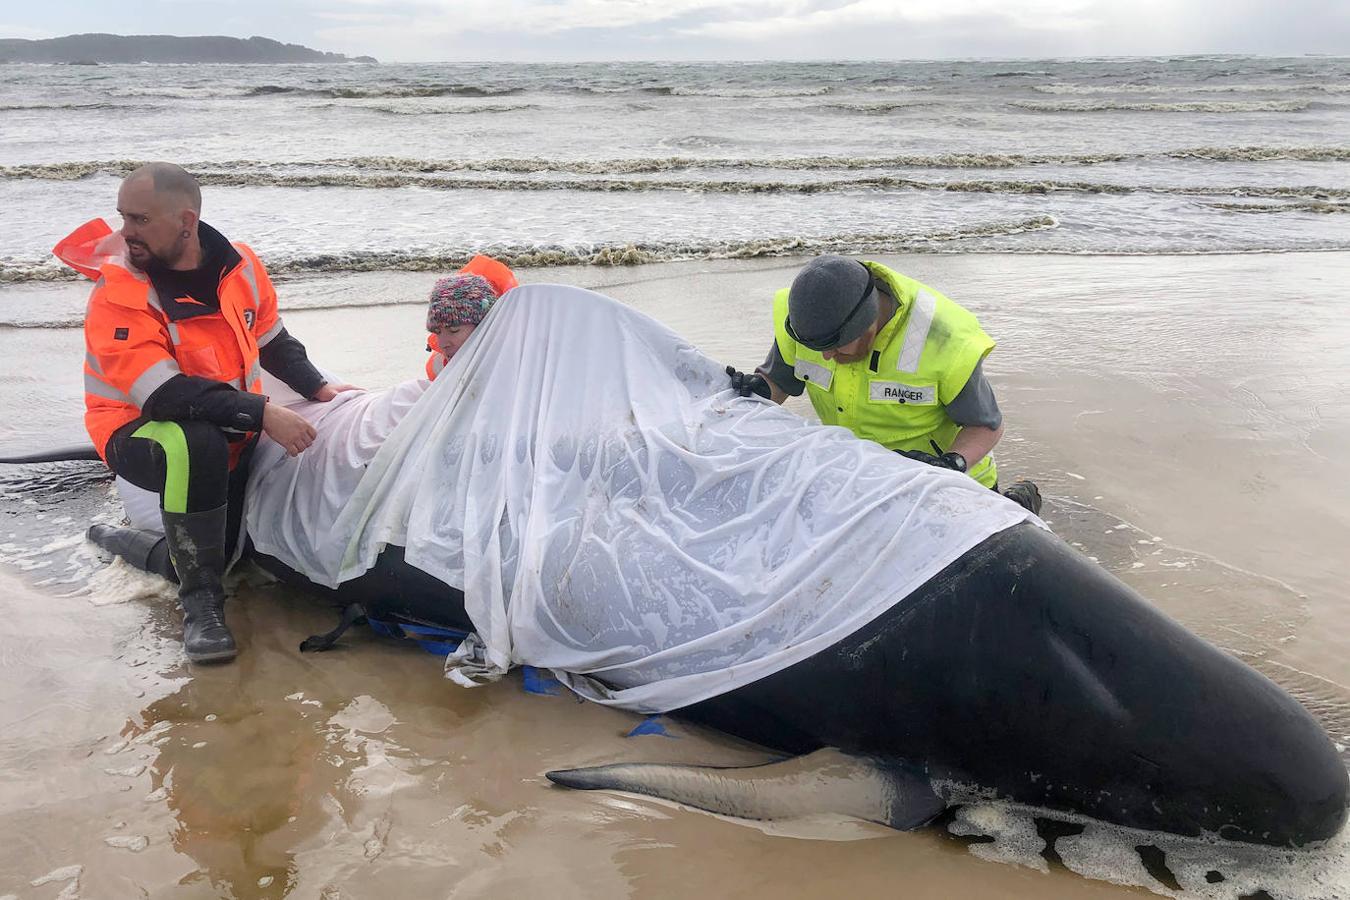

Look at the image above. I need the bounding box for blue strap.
[522,666,563,696]
[626,716,674,738]
[366,616,468,656]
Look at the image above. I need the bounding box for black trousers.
[104,418,254,556]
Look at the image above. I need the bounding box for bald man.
[60,163,356,663]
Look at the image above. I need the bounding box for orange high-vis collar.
[53,218,127,281]
[459,254,519,296]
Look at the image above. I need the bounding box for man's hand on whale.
[312,381,363,402]
[895,447,969,472]
[263,402,317,457]
[725,365,772,400]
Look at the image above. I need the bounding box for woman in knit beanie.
[424,273,500,379]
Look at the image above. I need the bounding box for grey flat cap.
[786,256,877,350]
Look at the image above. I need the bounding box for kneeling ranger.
[727,255,1040,513]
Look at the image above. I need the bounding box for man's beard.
[129,232,190,272]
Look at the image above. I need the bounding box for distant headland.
[0,33,377,64]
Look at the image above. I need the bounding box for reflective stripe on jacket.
[772,261,999,487]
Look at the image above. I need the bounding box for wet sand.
[1,252,1348,898]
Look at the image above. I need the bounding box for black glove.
[726,365,771,400]
[936,451,968,473]
[896,448,943,466]
[896,448,968,472]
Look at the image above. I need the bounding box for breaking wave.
[1165,146,1350,161]
[1033,82,1350,95]
[856,84,935,93]
[244,84,525,99]
[355,103,538,116]
[0,217,1058,292]
[191,175,1350,201]
[335,145,1350,169]
[1013,99,1313,113]
[824,101,935,114]
[108,86,242,99]
[0,102,152,111]
[0,265,79,286]
[665,86,833,98]
[5,146,1346,183]
[4,160,1344,202]
[1208,200,1350,213]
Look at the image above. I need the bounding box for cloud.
[7,0,1348,60]
[675,0,1096,42]
[306,0,1145,59]
[521,0,799,34]
[313,0,800,37]
[0,23,58,39]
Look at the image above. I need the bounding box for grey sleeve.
[756,341,806,397]
[945,360,1003,430]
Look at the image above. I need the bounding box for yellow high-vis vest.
[773,261,999,487]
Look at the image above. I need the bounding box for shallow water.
[1,252,1348,898]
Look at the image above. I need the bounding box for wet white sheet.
[245,284,1034,712]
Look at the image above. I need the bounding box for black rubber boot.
[86,524,179,583]
[1002,480,1043,516]
[162,504,237,664]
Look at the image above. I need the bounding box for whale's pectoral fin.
[545,747,946,830]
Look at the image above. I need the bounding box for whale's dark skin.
[88,521,1348,847]
[673,524,1348,846]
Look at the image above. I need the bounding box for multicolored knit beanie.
[426,273,499,332]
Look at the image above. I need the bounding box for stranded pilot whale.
[23,272,1350,850]
[545,522,1350,847]
[80,513,1349,848]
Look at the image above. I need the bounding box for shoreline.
[5,246,1350,324]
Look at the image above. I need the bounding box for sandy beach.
[1,250,1347,898]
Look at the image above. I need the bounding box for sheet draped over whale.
[245,285,1034,712]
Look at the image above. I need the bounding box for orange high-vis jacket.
[54,219,280,466]
[424,255,518,381]
[425,332,447,380]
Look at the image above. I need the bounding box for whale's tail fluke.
[546,748,946,830]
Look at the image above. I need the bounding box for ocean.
[2,55,1350,301]
[1,57,1349,899]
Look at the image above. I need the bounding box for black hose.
[0,444,102,464]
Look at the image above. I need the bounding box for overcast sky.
[4,0,1348,62]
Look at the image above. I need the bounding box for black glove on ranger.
[726,365,772,400]
[896,447,968,473]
